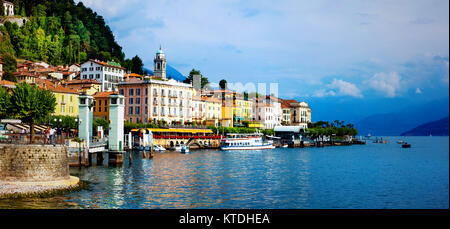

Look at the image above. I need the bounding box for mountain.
[401,117,449,136]
[143,64,187,82]
[355,98,449,136]
[0,0,125,65]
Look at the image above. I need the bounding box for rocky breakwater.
[0,144,80,199]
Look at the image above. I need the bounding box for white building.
[2,1,14,16]
[80,59,125,92]
[191,95,206,123]
[280,99,311,129]
[253,96,282,129]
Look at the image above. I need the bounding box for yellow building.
[202,96,222,126]
[233,98,253,123]
[47,84,80,117]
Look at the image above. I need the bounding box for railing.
[0,133,68,145]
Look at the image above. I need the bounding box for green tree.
[219,79,227,90]
[2,72,17,82]
[183,69,210,88]
[9,83,56,143]
[1,53,16,72]
[131,55,144,75]
[93,118,109,135]
[0,87,10,119]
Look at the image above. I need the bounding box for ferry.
[220,133,275,151]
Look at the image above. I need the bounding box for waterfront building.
[80,59,125,92]
[253,96,282,129]
[280,99,311,129]
[281,99,292,125]
[93,91,115,120]
[191,94,206,124]
[208,89,253,127]
[118,47,193,124]
[2,1,14,16]
[203,96,222,127]
[119,76,193,124]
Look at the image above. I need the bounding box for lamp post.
[75,118,82,167]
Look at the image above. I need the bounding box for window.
[145,88,148,96]
[70,106,73,113]
[129,89,134,96]
[145,106,148,114]
[136,98,140,104]
[136,107,140,115]
[105,107,108,112]
[119,89,124,95]
[96,74,100,79]
[129,98,133,104]
[145,97,148,104]
[136,88,141,95]
[129,107,133,115]
[99,107,101,112]
[99,100,102,106]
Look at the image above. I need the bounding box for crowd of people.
[42,127,63,145]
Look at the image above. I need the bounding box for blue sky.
[77,0,449,123]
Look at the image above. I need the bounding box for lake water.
[0,136,448,209]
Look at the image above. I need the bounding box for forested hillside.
[0,0,142,72]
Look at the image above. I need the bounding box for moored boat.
[401,142,411,148]
[220,133,275,150]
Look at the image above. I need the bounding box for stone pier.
[0,144,80,198]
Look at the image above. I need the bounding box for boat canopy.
[274,126,304,133]
[130,128,213,134]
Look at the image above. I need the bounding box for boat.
[220,133,275,151]
[397,139,404,144]
[401,142,411,148]
[153,145,166,151]
[181,144,189,154]
[281,144,288,148]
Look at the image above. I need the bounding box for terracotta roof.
[93,91,116,98]
[124,73,143,78]
[66,79,101,85]
[39,81,79,94]
[0,80,16,88]
[87,59,125,70]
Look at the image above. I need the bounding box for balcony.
[161,93,166,97]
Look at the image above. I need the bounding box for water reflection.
[1,137,448,209]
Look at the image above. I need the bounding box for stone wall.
[0,144,70,182]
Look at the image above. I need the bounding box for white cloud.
[365,72,402,97]
[313,79,362,98]
[330,79,363,98]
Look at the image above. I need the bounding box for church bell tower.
[154,45,167,80]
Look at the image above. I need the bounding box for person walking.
[45,127,50,144]
[50,127,56,146]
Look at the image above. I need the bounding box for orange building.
[93,91,115,120]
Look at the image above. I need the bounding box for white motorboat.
[220,133,275,151]
[153,145,166,151]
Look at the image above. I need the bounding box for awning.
[131,128,213,134]
[274,126,304,133]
